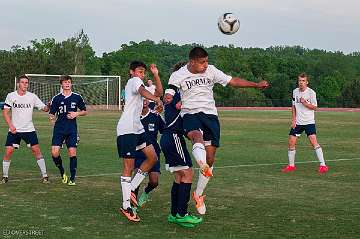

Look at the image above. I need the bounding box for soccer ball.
[217,13,240,35]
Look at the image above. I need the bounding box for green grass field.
[0,110,359,239]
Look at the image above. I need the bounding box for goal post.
[15,74,122,110]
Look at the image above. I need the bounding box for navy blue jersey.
[141,111,164,154]
[163,92,183,134]
[135,111,164,160]
[50,92,86,132]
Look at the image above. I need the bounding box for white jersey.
[4,91,45,132]
[292,87,317,125]
[117,77,145,136]
[168,64,232,116]
[145,85,156,102]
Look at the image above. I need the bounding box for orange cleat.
[119,207,140,222]
[192,191,206,215]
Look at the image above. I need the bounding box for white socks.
[195,167,213,196]
[192,143,206,165]
[314,146,326,166]
[121,176,132,209]
[288,149,296,166]
[131,170,147,191]
[36,158,48,177]
[2,160,10,178]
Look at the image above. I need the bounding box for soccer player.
[49,75,87,186]
[167,47,270,215]
[117,61,163,222]
[1,75,50,184]
[282,73,329,173]
[161,86,203,228]
[133,99,165,208]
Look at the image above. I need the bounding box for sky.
[1,0,359,55]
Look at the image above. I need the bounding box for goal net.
[16,74,121,110]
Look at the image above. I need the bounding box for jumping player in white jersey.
[282,73,328,173]
[117,61,163,222]
[167,47,270,215]
[1,75,50,184]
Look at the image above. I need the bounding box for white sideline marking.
[7,157,360,182]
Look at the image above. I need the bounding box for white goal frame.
[15,74,122,110]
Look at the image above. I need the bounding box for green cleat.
[168,214,195,228]
[67,180,76,186]
[167,214,177,223]
[176,213,203,224]
[138,192,150,207]
[61,173,68,184]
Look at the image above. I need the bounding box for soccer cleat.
[281,165,296,173]
[1,177,9,184]
[138,192,150,207]
[41,176,50,184]
[67,180,76,186]
[167,214,177,223]
[318,165,329,174]
[61,173,68,184]
[119,207,140,222]
[130,191,138,207]
[176,213,203,224]
[168,214,195,228]
[192,191,206,215]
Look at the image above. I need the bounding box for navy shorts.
[182,112,220,147]
[134,151,161,173]
[52,128,78,148]
[160,133,192,171]
[5,131,39,147]
[117,132,151,159]
[289,124,317,137]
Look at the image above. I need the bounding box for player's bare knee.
[188,130,203,143]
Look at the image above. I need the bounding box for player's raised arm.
[138,86,163,112]
[228,77,270,89]
[149,64,163,97]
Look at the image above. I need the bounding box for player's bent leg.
[139,145,158,172]
[67,148,77,185]
[138,172,159,207]
[51,146,67,183]
[308,135,328,173]
[122,159,139,207]
[2,147,14,183]
[283,136,297,172]
[31,145,49,182]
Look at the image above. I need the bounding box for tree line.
[1,31,359,107]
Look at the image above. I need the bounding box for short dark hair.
[298,73,309,80]
[189,47,208,60]
[129,61,147,71]
[17,75,29,82]
[59,75,72,84]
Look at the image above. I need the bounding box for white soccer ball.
[217,13,240,35]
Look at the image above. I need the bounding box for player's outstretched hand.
[257,80,270,89]
[149,64,159,75]
[154,98,163,113]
